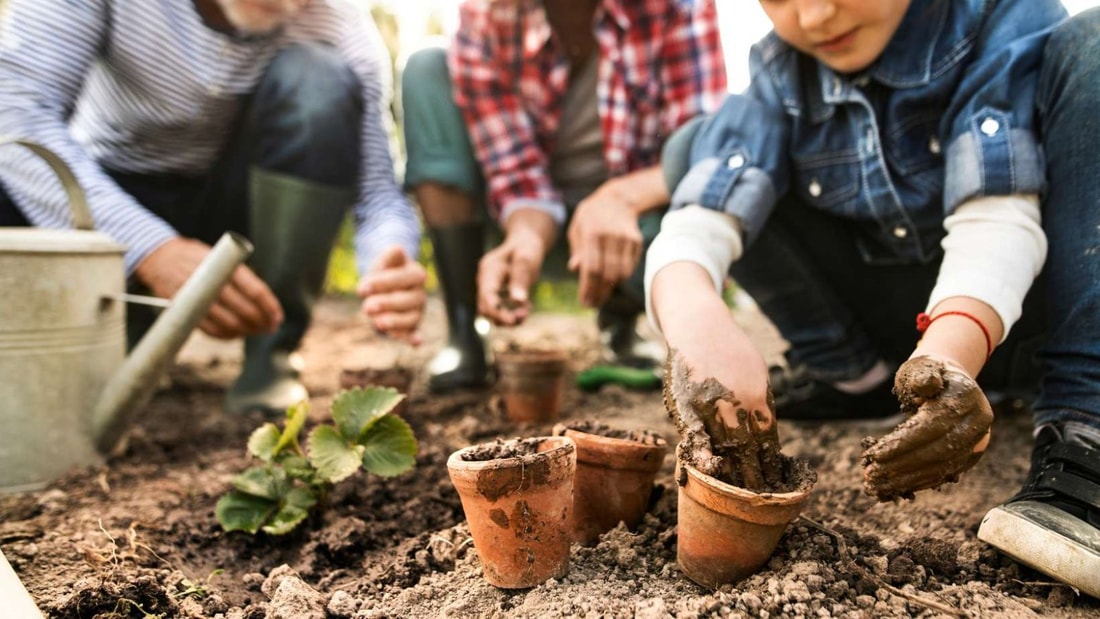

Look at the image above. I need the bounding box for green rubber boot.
[426,222,491,392]
[225,168,351,415]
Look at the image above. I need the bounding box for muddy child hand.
[861,355,993,501]
[664,351,785,491]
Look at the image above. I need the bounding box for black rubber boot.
[226,168,351,415]
[427,222,490,392]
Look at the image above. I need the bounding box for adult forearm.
[599,165,670,216]
[504,207,560,251]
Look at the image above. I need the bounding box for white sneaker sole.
[978,500,1100,598]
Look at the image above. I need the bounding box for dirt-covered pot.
[495,349,568,424]
[675,450,814,588]
[338,366,412,415]
[553,421,668,545]
[447,436,577,588]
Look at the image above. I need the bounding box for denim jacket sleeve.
[941,0,1066,213]
[668,43,790,247]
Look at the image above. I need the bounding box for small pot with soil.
[676,447,815,588]
[495,348,568,424]
[446,436,577,589]
[552,420,668,545]
[339,366,413,415]
[664,352,817,588]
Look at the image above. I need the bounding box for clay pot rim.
[552,424,668,472]
[681,459,813,506]
[447,436,576,473]
[496,348,568,366]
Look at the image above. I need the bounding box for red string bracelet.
[916,311,994,360]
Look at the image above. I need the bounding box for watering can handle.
[0,137,94,231]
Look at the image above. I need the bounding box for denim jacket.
[674,0,1067,264]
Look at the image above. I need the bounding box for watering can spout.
[92,232,253,453]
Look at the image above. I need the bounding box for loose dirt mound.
[1,297,1097,618]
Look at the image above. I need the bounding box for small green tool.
[575,364,662,392]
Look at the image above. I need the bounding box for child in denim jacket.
[649,0,1100,595]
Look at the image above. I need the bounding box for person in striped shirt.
[401,0,727,393]
[0,0,426,415]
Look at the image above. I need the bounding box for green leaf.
[231,466,286,500]
[247,424,281,462]
[261,487,317,536]
[215,491,278,534]
[276,401,309,454]
[307,425,365,483]
[331,387,405,441]
[361,415,418,478]
[278,454,315,482]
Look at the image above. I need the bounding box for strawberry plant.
[215,387,417,535]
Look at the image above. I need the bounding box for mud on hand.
[663,351,785,492]
[861,355,993,501]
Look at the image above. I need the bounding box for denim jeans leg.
[401,47,484,200]
[192,43,364,243]
[1032,9,1100,427]
[0,183,30,226]
[730,197,889,382]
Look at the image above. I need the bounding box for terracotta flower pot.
[675,449,814,589]
[447,436,577,589]
[495,349,568,424]
[552,421,668,545]
[338,366,412,415]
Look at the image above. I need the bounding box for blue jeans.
[663,10,1100,426]
[0,43,362,249]
[1031,10,1100,426]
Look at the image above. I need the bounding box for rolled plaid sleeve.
[448,4,564,226]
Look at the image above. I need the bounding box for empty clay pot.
[553,421,668,545]
[495,349,568,424]
[447,436,576,588]
[676,450,814,588]
[339,366,413,415]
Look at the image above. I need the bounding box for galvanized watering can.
[0,139,252,492]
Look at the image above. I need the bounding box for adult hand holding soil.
[477,209,557,326]
[861,355,993,501]
[357,245,427,345]
[567,187,643,308]
[135,236,282,339]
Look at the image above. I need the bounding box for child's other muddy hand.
[861,355,993,501]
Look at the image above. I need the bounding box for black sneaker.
[769,363,902,423]
[977,422,1100,598]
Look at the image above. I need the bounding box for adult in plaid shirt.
[402,0,727,392]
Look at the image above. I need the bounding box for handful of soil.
[663,351,809,493]
[861,356,992,501]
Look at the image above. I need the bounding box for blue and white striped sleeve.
[0,0,178,275]
[337,8,421,277]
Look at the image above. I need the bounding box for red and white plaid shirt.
[450,0,727,224]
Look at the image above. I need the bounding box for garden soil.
[2,296,1098,618]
